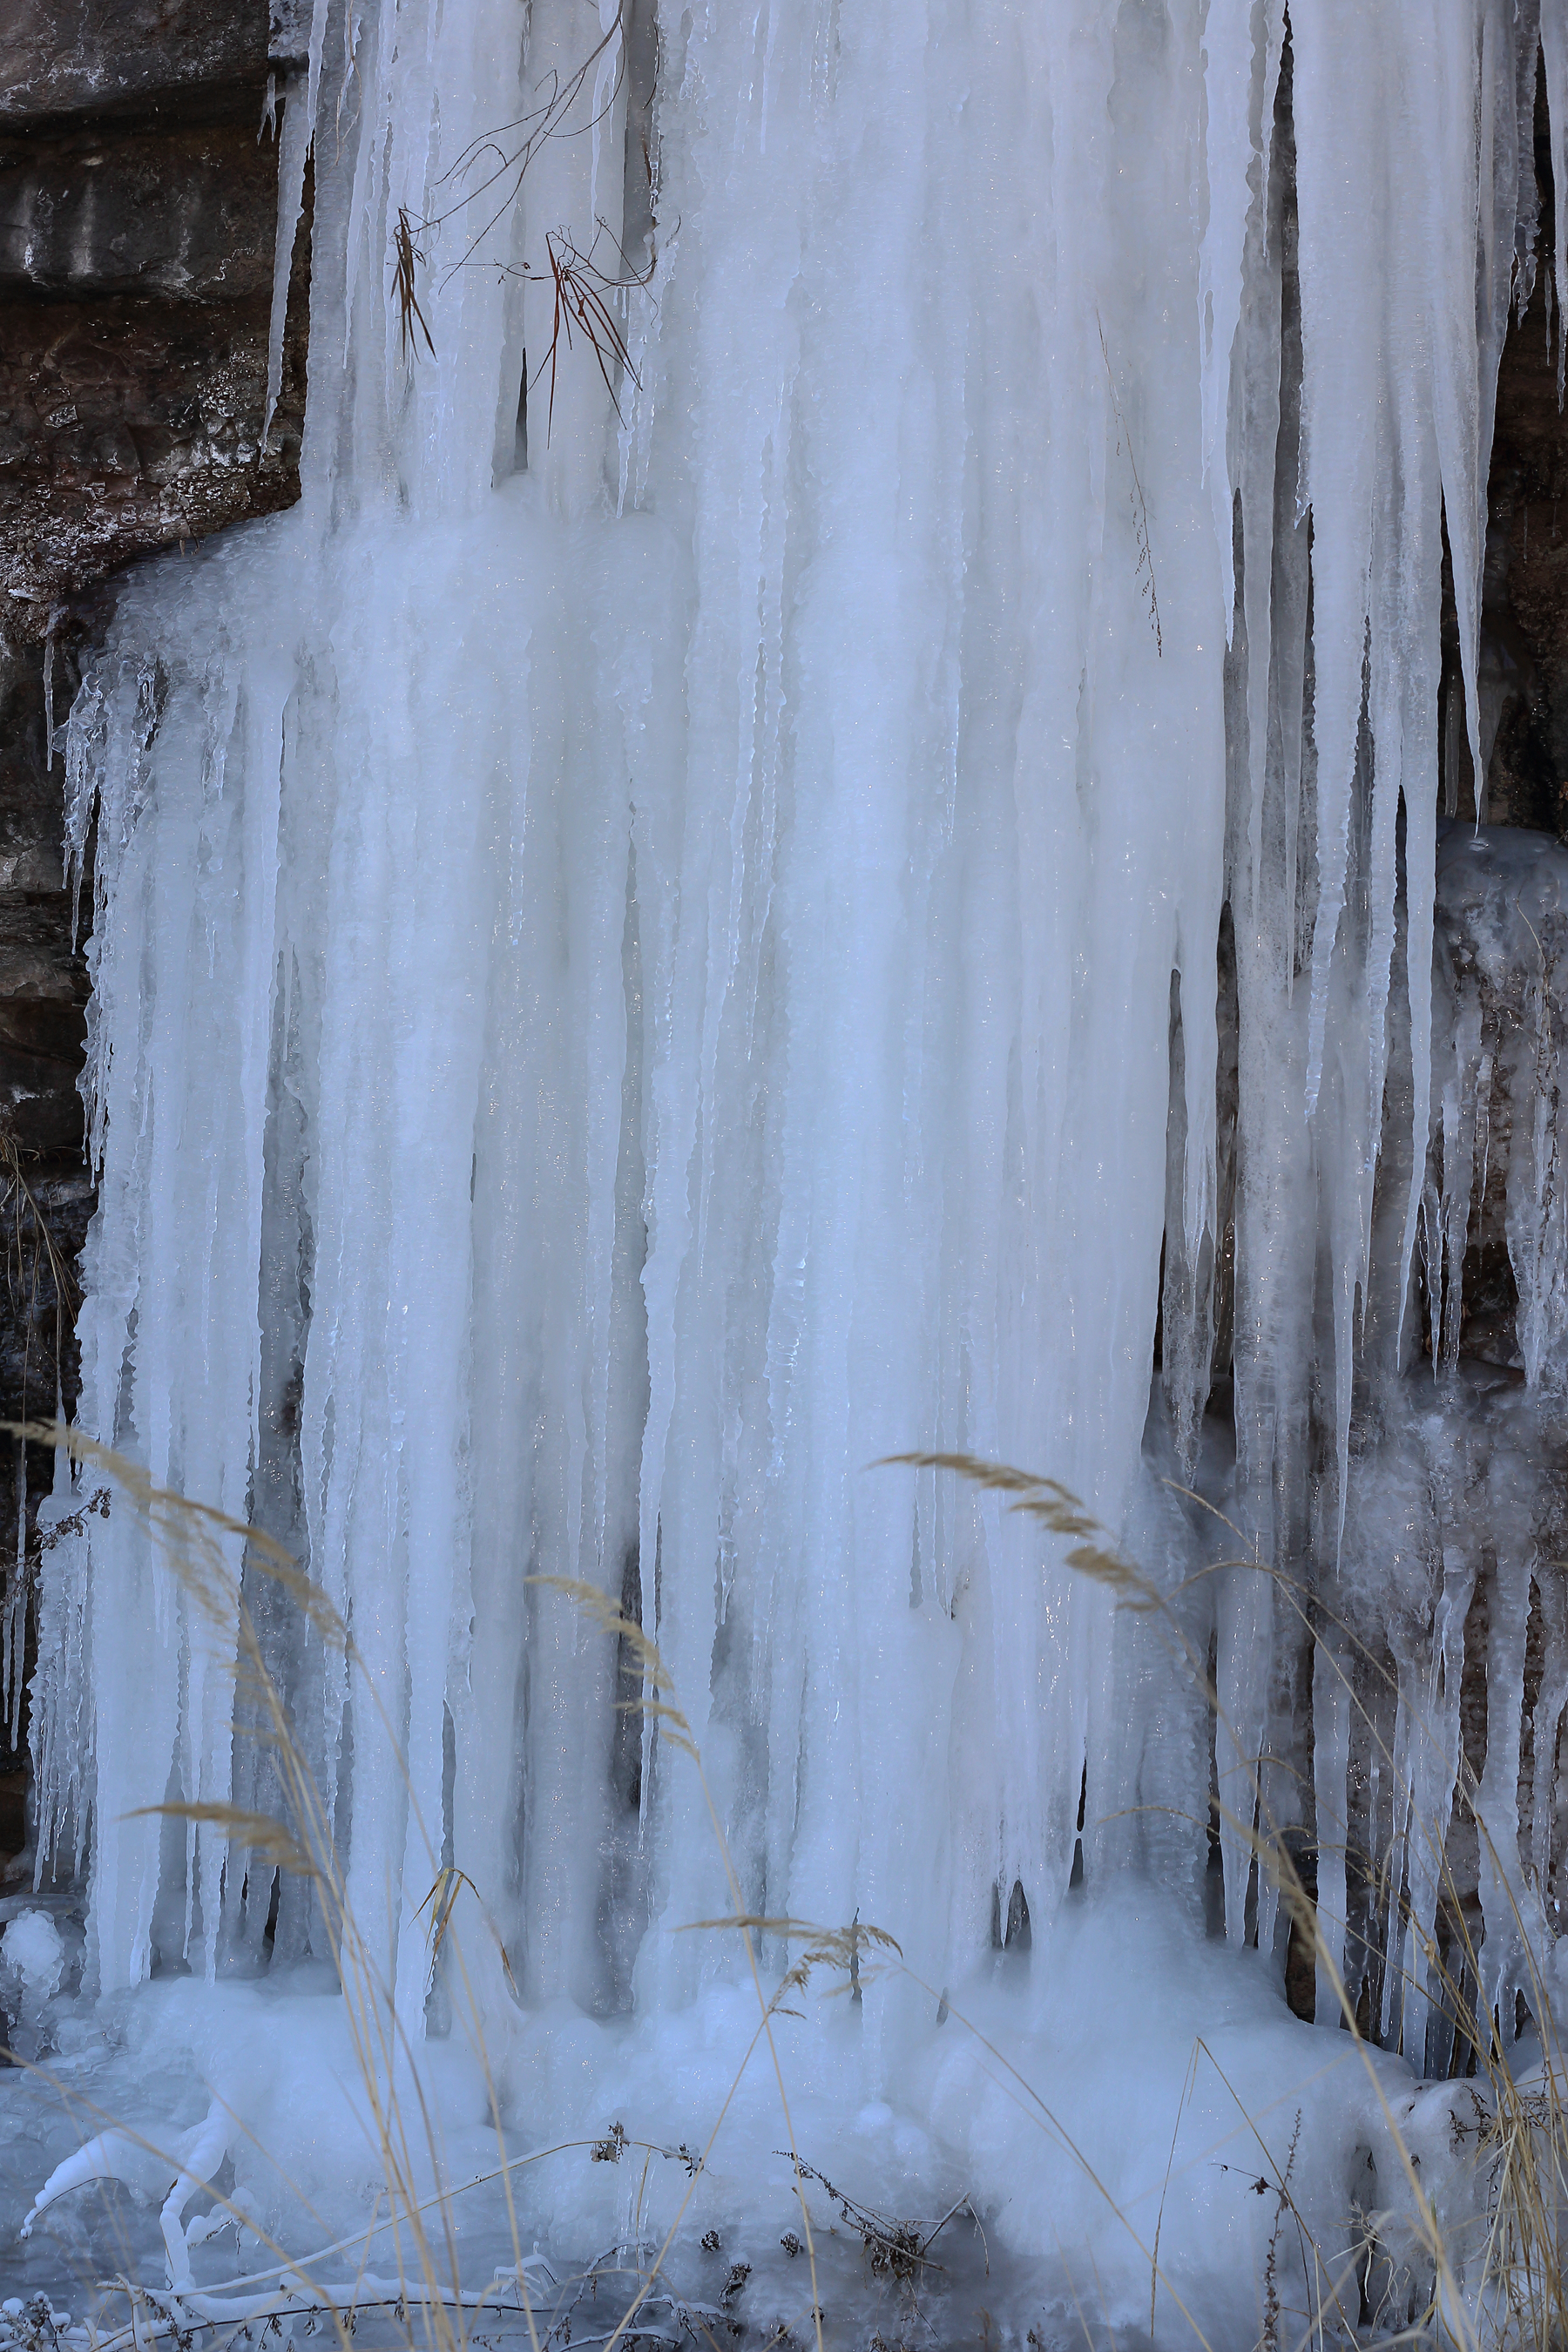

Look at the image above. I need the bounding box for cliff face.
[0,0,306,1815]
[1449,82,1568,838]
[0,1,308,627]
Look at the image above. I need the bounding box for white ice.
[9,0,1568,2340]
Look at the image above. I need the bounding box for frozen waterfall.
[11,0,1568,2340]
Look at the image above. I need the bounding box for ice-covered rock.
[2,1909,63,1999]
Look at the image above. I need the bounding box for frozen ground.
[0,1886,1516,2349]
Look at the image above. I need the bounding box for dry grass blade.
[531,225,647,443]
[389,8,653,418]
[529,1571,671,1688]
[878,1452,1161,1611]
[124,1801,313,1878]
[393,206,436,362]
[632,1696,698,1759]
[680,1914,902,1964]
[529,1572,697,1757]
[422,9,626,271]
[3,1418,291,1568]
[5,1416,348,1652]
[416,1866,470,1975]
[680,1913,902,2011]
[416,1866,520,1999]
[780,2158,958,2284]
[878,1450,1052,1498]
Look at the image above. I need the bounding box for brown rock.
[0,0,266,131]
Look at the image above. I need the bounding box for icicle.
[1543,2,1568,405]
[263,74,312,447]
[1313,1632,1352,2024]
[1476,1537,1534,2034]
[1199,0,1257,641]
[1513,7,1544,321]
[42,616,62,774]
[1402,1539,1476,2073]
[4,1435,22,1752]
[1533,1565,1568,1905]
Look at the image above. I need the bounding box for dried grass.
[878,1453,1161,1612]
[528,225,650,442]
[889,1449,1568,2352]
[388,0,657,432]
[392,206,436,364]
[15,1428,1568,2352]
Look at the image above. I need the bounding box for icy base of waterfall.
[0,1887,1517,2350]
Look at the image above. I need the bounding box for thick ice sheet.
[7,0,1565,2335]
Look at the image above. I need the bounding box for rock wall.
[1447,75,1568,837]
[0,0,307,1848]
